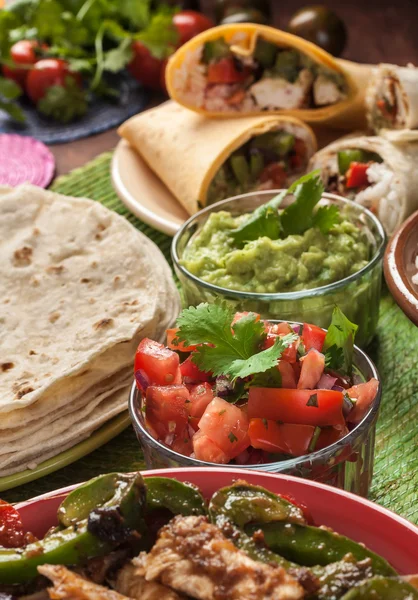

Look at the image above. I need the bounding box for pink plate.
[15,468,418,574]
[0,133,55,188]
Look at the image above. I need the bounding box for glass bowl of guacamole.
[172,188,385,347]
[129,325,382,497]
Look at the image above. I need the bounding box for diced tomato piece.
[145,385,189,439]
[198,397,250,459]
[346,162,369,189]
[0,500,25,548]
[264,322,299,363]
[346,378,379,424]
[260,163,288,187]
[166,328,197,352]
[232,311,260,325]
[226,88,246,105]
[249,419,315,457]
[316,425,349,450]
[188,382,214,419]
[135,338,180,390]
[289,138,307,170]
[180,355,212,383]
[298,349,325,390]
[302,323,326,352]
[171,428,193,457]
[193,431,230,464]
[207,57,250,84]
[248,388,345,427]
[278,360,297,388]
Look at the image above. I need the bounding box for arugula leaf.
[175,303,296,381]
[229,170,321,247]
[311,204,340,234]
[323,307,358,375]
[0,76,25,122]
[280,173,324,236]
[37,76,87,123]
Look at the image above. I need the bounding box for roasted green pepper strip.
[340,577,418,599]
[145,477,207,516]
[0,472,146,585]
[245,521,396,576]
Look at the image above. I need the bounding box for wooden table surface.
[50,0,418,176]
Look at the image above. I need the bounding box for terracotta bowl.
[384,210,418,326]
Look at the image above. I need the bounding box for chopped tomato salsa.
[134,308,378,467]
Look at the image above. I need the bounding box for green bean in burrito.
[309,134,418,234]
[366,63,418,133]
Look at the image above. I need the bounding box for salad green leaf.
[323,306,358,375]
[0,76,25,122]
[175,303,297,381]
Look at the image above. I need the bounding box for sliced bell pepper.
[345,162,369,189]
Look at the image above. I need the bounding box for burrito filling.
[207,129,308,204]
[176,36,348,112]
[372,75,404,129]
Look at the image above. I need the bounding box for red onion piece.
[332,385,345,392]
[317,373,338,389]
[291,324,301,334]
[135,369,149,392]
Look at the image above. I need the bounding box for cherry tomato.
[0,500,25,548]
[128,41,163,91]
[248,388,345,427]
[135,338,181,389]
[26,59,81,104]
[173,10,215,46]
[207,57,250,84]
[2,40,40,89]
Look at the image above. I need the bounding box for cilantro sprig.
[175,303,297,382]
[323,307,358,375]
[230,170,340,247]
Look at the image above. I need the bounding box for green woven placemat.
[3,152,418,523]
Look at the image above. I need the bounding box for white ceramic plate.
[111,139,189,236]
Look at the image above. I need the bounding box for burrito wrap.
[310,134,418,234]
[366,63,418,132]
[118,101,316,215]
[166,23,358,124]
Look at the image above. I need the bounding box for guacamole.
[181,211,370,294]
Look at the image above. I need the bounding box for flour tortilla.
[309,134,418,233]
[118,101,316,215]
[366,63,418,132]
[0,184,180,416]
[0,185,179,474]
[0,386,130,476]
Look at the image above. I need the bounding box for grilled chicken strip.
[139,515,304,600]
[38,565,131,600]
[116,554,186,599]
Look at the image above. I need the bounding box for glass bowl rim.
[171,190,387,301]
[129,324,382,470]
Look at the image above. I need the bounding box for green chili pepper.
[145,477,207,516]
[245,521,396,576]
[340,577,418,599]
[0,472,146,585]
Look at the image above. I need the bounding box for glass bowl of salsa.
[129,317,382,497]
[172,189,385,347]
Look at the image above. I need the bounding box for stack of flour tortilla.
[0,185,180,477]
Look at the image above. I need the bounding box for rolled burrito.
[310,135,418,234]
[165,23,358,123]
[366,64,418,133]
[118,102,316,215]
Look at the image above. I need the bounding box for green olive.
[215,0,271,23]
[287,5,347,57]
[221,8,269,25]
